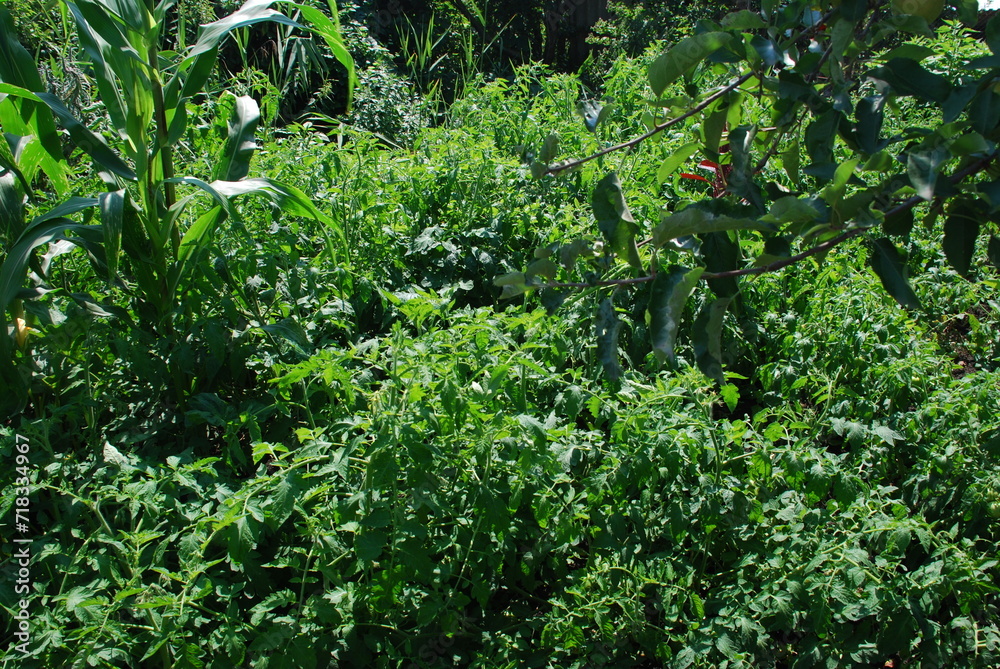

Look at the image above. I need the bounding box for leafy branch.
[504,1,1000,383]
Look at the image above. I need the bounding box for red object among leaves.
[680,172,710,183]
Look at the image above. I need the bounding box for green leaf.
[0,219,100,316]
[804,110,840,174]
[653,206,773,246]
[657,142,699,183]
[882,207,914,237]
[869,238,921,309]
[942,199,981,278]
[700,231,741,298]
[595,298,622,382]
[867,58,952,103]
[648,32,733,97]
[692,297,732,384]
[781,139,800,184]
[64,1,133,137]
[539,132,559,164]
[99,190,126,284]
[721,10,766,30]
[167,206,227,302]
[33,92,136,181]
[763,197,820,225]
[260,318,312,356]
[592,172,642,270]
[356,529,386,560]
[907,146,948,201]
[0,9,67,192]
[855,95,885,155]
[213,94,260,182]
[249,590,296,626]
[720,383,739,413]
[648,266,704,365]
[751,35,782,68]
[728,125,764,212]
[576,100,604,133]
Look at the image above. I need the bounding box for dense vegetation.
[2,0,999,667]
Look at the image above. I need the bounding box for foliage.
[506,2,1000,390]
[1,1,1000,667]
[0,0,355,417]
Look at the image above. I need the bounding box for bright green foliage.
[0,0,354,415]
[1,1,999,667]
[513,3,1000,384]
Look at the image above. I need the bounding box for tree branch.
[546,71,756,176]
[532,154,996,291]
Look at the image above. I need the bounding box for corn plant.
[0,0,354,416]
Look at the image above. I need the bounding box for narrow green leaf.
[23,197,100,234]
[595,297,622,382]
[33,92,136,181]
[0,136,27,240]
[648,266,704,365]
[869,238,921,309]
[692,297,733,384]
[0,7,45,89]
[942,199,981,278]
[184,0,298,61]
[213,94,260,182]
[648,33,733,97]
[99,190,126,284]
[0,170,23,243]
[178,0,300,99]
[64,1,131,137]
[74,0,145,46]
[592,172,642,270]
[170,206,226,297]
